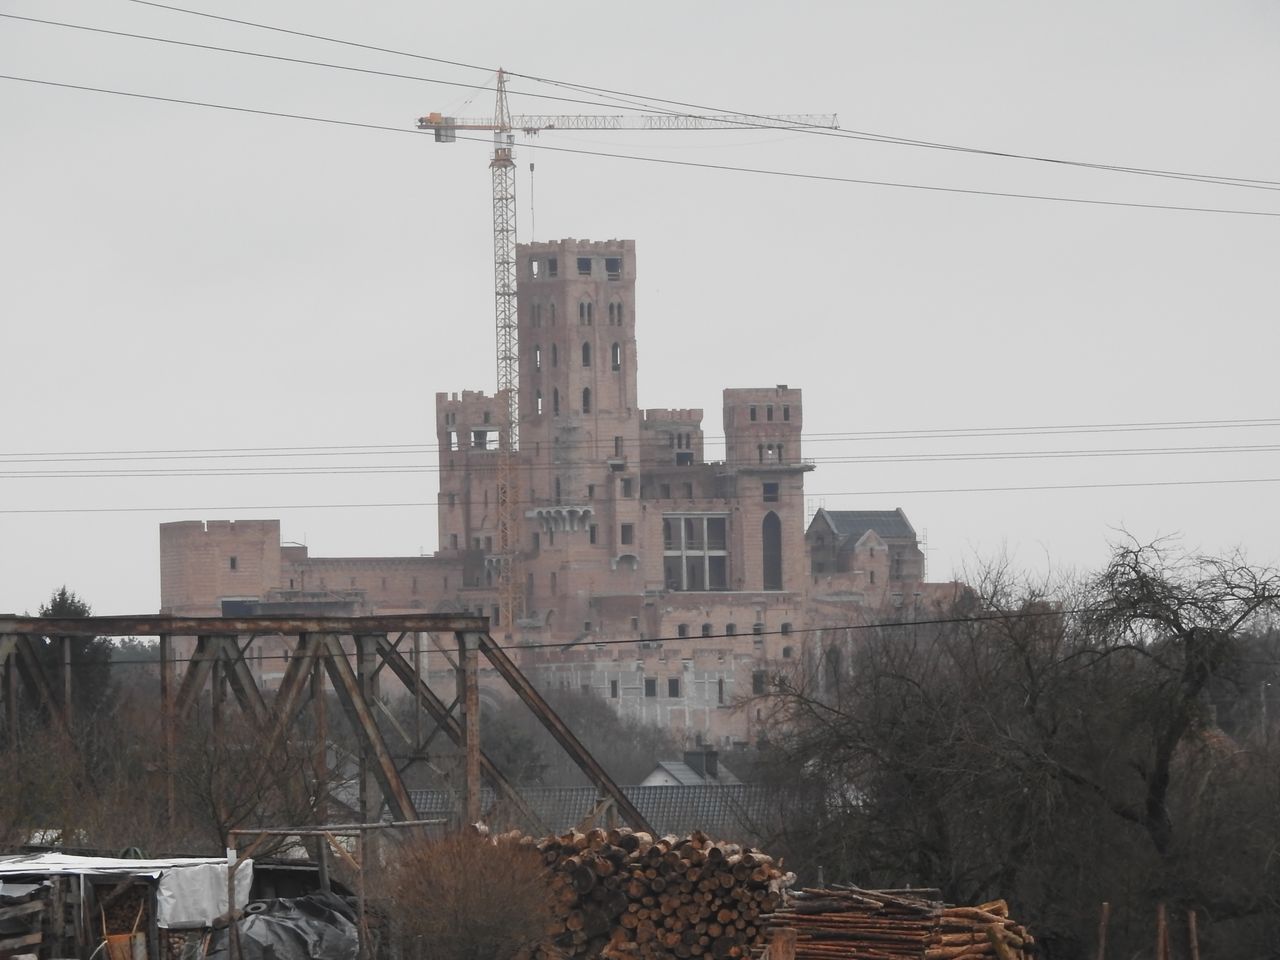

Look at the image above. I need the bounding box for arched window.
[614,303,624,324]
[586,302,594,325]
[554,477,561,504]
[582,387,592,413]
[579,302,586,323]
[762,511,783,590]
[758,443,765,464]
[611,342,621,370]
[608,303,615,323]
[551,344,558,367]
[553,389,560,416]
[582,342,591,367]
[535,390,543,415]
[549,303,556,324]
[534,345,541,370]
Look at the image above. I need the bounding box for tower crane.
[418,69,837,640]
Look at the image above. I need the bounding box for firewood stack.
[760,888,1034,960]
[513,827,787,960]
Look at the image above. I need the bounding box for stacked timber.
[760,888,1034,960]
[515,827,787,960]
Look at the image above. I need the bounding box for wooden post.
[1096,901,1110,960]
[311,646,327,823]
[61,635,73,729]
[1155,902,1168,960]
[4,642,17,751]
[1187,908,1200,960]
[159,634,176,827]
[458,632,481,824]
[356,635,372,823]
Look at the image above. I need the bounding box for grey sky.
[3,0,1278,615]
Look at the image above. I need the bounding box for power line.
[3,441,1280,480]
[6,73,1280,220]
[4,474,1280,516]
[111,1,1280,192]
[34,606,1092,665]
[2,416,1278,463]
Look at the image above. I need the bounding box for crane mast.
[490,71,520,641]
[418,73,837,640]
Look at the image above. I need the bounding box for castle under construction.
[160,239,960,747]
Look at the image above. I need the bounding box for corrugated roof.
[814,508,916,543]
[409,784,776,842]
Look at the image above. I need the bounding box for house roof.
[649,761,741,786]
[409,784,776,842]
[813,508,916,544]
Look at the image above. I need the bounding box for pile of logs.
[760,888,1034,960]
[516,828,787,960]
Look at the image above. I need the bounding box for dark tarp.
[204,892,357,960]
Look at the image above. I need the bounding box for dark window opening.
[717,678,725,705]
[472,430,489,449]
[577,256,592,276]
[589,524,598,544]
[229,556,237,571]
[763,510,783,590]
[582,387,592,413]
[553,389,560,416]
[547,257,558,277]
[551,343,558,366]
[582,342,591,366]
[763,482,779,502]
[620,523,635,545]
[614,436,624,457]
[668,677,681,698]
[782,645,793,658]
[701,623,713,637]
[767,406,774,421]
[610,679,619,698]
[781,622,793,635]
[605,256,622,280]
[660,483,672,499]
[752,671,767,695]
[676,451,693,466]
[725,623,737,636]
[622,478,634,497]
[749,406,757,422]
[783,405,791,421]
[644,677,657,698]
[678,624,689,638]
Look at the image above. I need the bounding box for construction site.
[0,611,1038,960]
[8,13,1280,960]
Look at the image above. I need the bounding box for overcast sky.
[3,0,1279,616]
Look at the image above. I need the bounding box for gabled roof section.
[409,784,775,843]
[650,761,742,786]
[813,508,917,544]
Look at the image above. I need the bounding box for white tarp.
[0,853,254,929]
[157,861,253,929]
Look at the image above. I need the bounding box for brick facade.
[158,239,960,746]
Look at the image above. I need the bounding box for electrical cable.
[110,0,1280,192]
[1,417,1277,463]
[6,74,1280,219]
[3,441,1280,480]
[4,474,1280,515]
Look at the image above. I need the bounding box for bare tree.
[765,541,1280,959]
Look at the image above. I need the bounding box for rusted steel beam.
[459,632,482,824]
[14,635,70,735]
[320,634,417,822]
[476,633,654,834]
[220,636,270,726]
[173,636,218,720]
[0,614,490,638]
[371,635,547,833]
